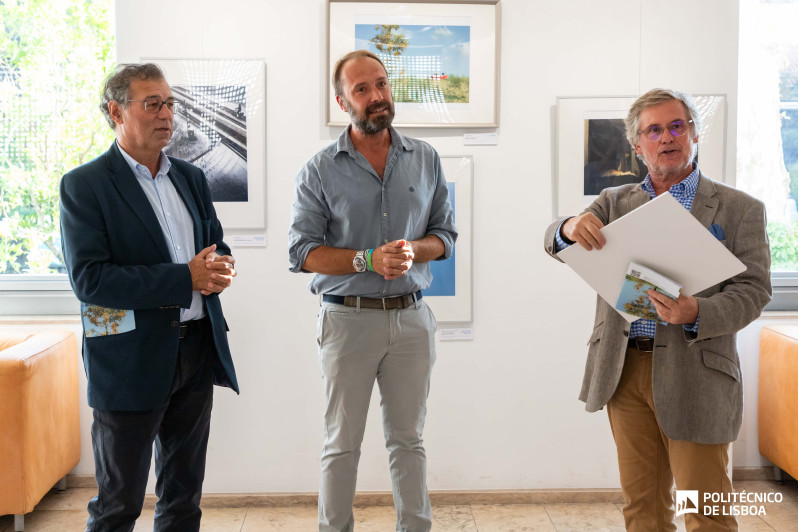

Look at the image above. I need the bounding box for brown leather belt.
[628,336,655,352]
[323,291,422,310]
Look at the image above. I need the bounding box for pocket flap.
[587,321,605,345]
[701,349,740,381]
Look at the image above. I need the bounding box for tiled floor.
[1,479,796,531]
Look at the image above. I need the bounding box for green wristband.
[366,249,374,271]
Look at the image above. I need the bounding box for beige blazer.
[544,174,771,444]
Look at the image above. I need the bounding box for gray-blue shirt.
[288,126,457,298]
[117,141,204,322]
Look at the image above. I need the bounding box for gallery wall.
[77,0,768,493]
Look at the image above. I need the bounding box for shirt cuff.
[554,219,573,252]
[683,314,700,333]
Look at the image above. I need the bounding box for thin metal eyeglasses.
[126,97,178,114]
[637,119,694,142]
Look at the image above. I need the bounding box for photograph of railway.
[165,84,248,202]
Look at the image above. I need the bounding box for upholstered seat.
[758,325,798,482]
[0,330,81,531]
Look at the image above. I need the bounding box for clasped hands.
[371,239,414,280]
[562,213,698,325]
[188,244,237,296]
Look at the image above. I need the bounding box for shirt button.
[167,213,171,217]
[171,320,178,327]
[383,213,387,217]
[384,240,389,244]
[177,246,181,250]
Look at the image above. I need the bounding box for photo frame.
[555,95,727,218]
[142,58,267,229]
[326,0,500,128]
[425,155,472,322]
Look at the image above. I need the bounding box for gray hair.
[100,63,165,129]
[624,88,702,147]
[332,50,388,99]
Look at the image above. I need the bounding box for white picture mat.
[555,95,727,218]
[558,192,746,322]
[327,1,499,127]
[143,58,267,229]
[424,155,473,322]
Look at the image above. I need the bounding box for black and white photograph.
[167,84,248,202]
[143,58,266,228]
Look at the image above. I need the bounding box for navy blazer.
[60,142,239,411]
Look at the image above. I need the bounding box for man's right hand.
[188,245,234,293]
[372,240,415,280]
[562,212,606,251]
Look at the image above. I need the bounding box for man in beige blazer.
[544,89,771,532]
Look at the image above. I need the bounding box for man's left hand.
[648,290,698,325]
[202,251,237,296]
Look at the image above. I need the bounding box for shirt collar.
[640,163,699,197]
[116,139,172,179]
[334,124,414,158]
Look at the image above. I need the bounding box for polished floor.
[1,480,797,531]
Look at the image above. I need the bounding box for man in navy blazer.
[60,63,239,532]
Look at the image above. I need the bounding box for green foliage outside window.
[768,220,798,271]
[0,0,115,274]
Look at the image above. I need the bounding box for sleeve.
[59,170,192,310]
[287,161,330,273]
[425,152,458,260]
[199,168,231,257]
[689,200,772,342]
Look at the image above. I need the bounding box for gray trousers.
[316,299,437,532]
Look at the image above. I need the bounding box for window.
[0,0,114,311]
[738,0,798,309]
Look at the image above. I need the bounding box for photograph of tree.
[355,23,470,104]
[81,304,135,337]
[615,275,669,324]
[165,85,248,202]
[584,118,648,195]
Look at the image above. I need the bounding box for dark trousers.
[86,318,215,532]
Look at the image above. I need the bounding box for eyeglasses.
[637,119,694,142]
[126,97,178,114]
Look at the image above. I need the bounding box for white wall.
[88,0,753,493]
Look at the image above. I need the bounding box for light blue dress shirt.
[288,126,458,298]
[117,142,204,322]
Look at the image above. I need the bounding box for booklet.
[615,262,681,324]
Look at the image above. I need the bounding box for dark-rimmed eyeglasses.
[126,97,178,114]
[637,119,694,142]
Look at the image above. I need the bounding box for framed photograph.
[555,95,727,217]
[142,58,266,229]
[326,0,500,128]
[425,155,472,322]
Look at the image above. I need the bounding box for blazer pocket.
[701,349,741,381]
[81,303,136,338]
[587,321,605,345]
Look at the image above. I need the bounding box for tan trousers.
[606,347,738,532]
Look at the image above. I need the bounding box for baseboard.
[65,467,775,507]
[732,466,775,481]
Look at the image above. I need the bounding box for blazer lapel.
[625,185,651,213]
[105,143,172,262]
[167,161,203,253]
[690,173,719,228]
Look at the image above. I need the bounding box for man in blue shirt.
[60,63,239,532]
[289,50,457,532]
[544,89,771,532]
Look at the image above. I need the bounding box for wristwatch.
[353,250,367,272]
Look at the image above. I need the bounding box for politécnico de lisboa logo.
[676,490,699,517]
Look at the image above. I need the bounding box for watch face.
[354,255,367,272]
